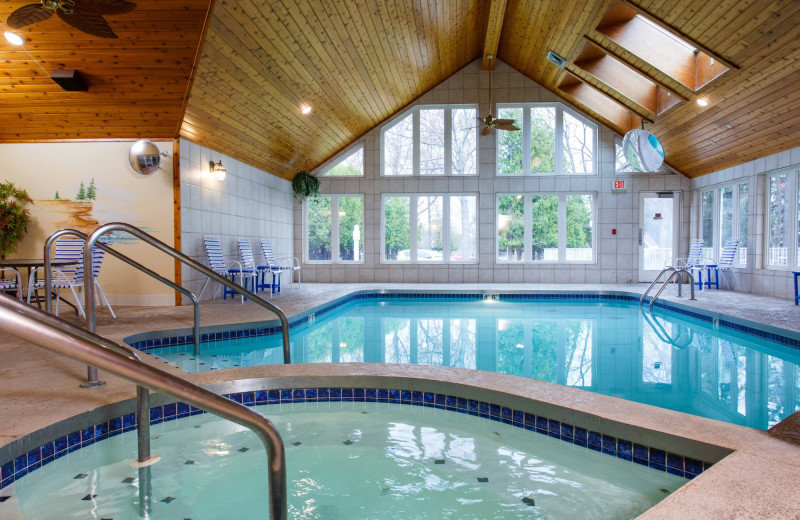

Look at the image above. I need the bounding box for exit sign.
[613,180,627,190]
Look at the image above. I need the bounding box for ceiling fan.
[478,68,520,136]
[6,0,137,39]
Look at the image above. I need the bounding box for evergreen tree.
[86,178,96,200]
[76,182,86,201]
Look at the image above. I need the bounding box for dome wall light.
[209,160,226,182]
[696,98,709,107]
[4,31,24,46]
[301,105,312,115]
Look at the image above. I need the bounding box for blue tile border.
[0,386,709,491]
[124,291,800,354]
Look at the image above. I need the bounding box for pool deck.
[1,282,800,518]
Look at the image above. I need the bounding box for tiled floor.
[1,282,800,518]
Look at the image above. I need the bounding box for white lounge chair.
[0,268,22,299]
[260,239,301,291]
[237,238,280,295]
[200,236,256,302]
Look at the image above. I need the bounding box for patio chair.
[27,237,116,318]
[260,239,301,291]
[705,239,739,290]
[200,236,256,302]
[237,237,280,295]
[673,239,706,289]
[0,268,22,299]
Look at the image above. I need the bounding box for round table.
[0,258,80,312]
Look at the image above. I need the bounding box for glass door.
[639,192,680,282]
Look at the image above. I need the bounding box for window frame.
[380,104,479,177]
[303,193,365,264]
[495,192,597,264]
[380,192,479,264]
[319,142,365,177]
[699,179,750,268]
[764,169,799,270]
[495,103,598,176]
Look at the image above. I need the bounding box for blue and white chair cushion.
[260,239,301,291]
[200,236,257,302]
[0,268,22,299]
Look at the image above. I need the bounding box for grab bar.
[0,292,287,520]
[640,267,696,310]
[42,229,202,384]
[82,223,292,385]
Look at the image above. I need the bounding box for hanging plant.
[0,181,33,260]
[291,170,320,201]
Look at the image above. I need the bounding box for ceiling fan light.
[4,31,24,46]
[301,105,312,114]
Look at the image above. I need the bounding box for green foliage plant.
[291,170,320,201]
[0,181,33,260]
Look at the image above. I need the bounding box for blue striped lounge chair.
[705,239,739,290]
[260,239,301,291]
[200,236,256,302]
[0,268,22,300]
[674,239,706,289]
[27,237,116,318]
[237,238,280,296]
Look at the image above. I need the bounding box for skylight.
[636,15,696,53]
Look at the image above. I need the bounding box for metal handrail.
[42,229,202,378]
[639,267,677,307]
[83,223,291,370]
[0,292,287,520]
[640,267,696,311]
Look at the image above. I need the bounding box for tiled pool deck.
[1,283,800,518]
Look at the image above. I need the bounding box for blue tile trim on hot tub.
[124,291,800,354]
[0,386,709,491]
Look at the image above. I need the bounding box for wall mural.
[37,177,153,244]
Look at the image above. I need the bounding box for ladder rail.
[43,229,202,358]
[0,291,287,520]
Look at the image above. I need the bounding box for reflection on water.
[155,299,800,430]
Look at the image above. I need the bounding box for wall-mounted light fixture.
[209,160,226,182]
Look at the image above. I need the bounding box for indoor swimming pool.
[137,294,800,430]
[4,401,685,519]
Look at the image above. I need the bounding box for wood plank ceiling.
[2,0,800,179]
[0,0,211,141]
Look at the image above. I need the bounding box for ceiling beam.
[482,0,508,70]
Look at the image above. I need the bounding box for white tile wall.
[691,144,800,300]
[179,138,294,302]
[293,58,693,284]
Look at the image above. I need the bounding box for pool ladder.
[43,222,293,387]
[640,267,696,311]
[0,292,288,520]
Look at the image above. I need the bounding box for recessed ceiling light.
[301,105,312,115]
[4,31,24,46]
[725,124,732,129]
[696,98,709,107]
[485,54,494,60]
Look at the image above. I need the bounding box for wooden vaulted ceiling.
[2,1,800,179]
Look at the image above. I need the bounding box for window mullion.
[554,106,564,175]
[522,107,531,175]
[410,195,418,261]
[558,194,567,261]
[331,196,340,263]
[443,195,451,260]
[444,108,453,175]
[793,172,799,267]
[524,195,532,262]
[413,111,420,176]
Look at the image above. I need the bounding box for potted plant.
[0,181,33,260]
[291,170,320,201]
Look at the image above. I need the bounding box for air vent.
[546,50,566,68]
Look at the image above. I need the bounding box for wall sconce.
[209,160,226,182]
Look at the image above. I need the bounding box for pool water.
[151,298,800,430]
[5,402,684,519]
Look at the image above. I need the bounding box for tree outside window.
[306,194,363,263]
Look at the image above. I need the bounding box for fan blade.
[497,123,521,131]
[493,119,516,125]
[7,4,53,29]
[481,126,491,136]
[57,10,118,38]
[73,0,137,15]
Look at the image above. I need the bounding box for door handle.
[638,228,643,246]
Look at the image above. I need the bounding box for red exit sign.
[613,180,626,190]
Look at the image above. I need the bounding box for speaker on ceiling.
[50,69,89,92]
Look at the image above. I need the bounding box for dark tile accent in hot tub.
[0,385,711,491]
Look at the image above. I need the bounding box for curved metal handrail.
[43,228,201,356]
[82,223,291,362]
[649,269,696,311]
[0,292,287,520]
